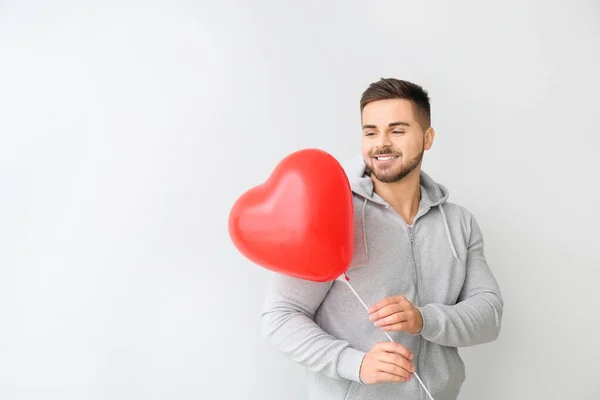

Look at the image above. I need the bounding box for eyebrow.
[362,121,410,129]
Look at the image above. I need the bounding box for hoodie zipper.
[407,225,425,400]
[386,205,428,400]
[356,194,431,400]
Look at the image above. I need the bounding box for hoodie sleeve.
[417,214,504,347]
[260,273,366,383]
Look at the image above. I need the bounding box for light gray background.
[1,1,599,399]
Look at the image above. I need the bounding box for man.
[261,78,503,400]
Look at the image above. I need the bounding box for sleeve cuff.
[336,347,366,383]
[417,305,443,340]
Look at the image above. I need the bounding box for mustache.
[371,148,402,157]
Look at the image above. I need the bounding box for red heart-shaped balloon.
[228,148,354,282]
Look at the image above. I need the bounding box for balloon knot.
[344,273,350,281]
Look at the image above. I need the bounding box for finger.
[381,323,406,332]
[377,361,413,381]
[373,371,411,384]
[377,351,415,374]
[368,295,406,314]
[375,342,413,360]
[373,311,408,328]
[369,304,404,323]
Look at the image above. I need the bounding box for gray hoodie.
[260,161,503,400]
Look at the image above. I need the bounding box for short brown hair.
[360,78,431,129]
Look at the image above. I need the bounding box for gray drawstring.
[438,204,463,267]
[362,198,369,261]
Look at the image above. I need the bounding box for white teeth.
[376,156,396,161]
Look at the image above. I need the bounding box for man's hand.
[368,295,423,334]
[359,342,415,384]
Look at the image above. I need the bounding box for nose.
[375,132,392,149]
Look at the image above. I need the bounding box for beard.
[365,146,424,183]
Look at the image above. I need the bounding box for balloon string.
[343,277,435,400]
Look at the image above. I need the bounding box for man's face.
[361,98,433,183]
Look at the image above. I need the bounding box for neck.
[372,168,421,225]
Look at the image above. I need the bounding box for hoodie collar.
[349,160,449,209]
[345,158,460,266]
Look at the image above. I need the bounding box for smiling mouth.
[373,155,399,161]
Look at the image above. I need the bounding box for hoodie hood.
[346,158,459,263]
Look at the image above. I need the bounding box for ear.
[424,127,435,150]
